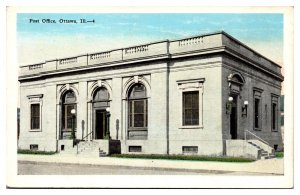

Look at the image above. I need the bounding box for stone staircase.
[58,140,108,157]
[247,141,275,160]
[77,141,108,157]
[99,149,107,157]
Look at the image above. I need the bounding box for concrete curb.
[17,154,284,175]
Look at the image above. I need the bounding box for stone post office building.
[18,31,284,159]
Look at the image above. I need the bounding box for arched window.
[228,73,245,94]
[60,90,77,139]
[228,73,245,86]
[93,87,110,105]
[128,83,148,129]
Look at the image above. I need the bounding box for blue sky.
[17,13,283,65]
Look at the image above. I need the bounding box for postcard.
[6,6,294,188]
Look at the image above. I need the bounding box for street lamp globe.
[71,109,76,115]
[106,107,110,113]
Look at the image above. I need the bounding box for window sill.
[254,128,262,131]
[29,129,42,132]
[179,126,203,129]
[271,130,278,132]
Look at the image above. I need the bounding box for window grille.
[182,91,199,126]
[129,146,142,152]
[30,104,40,129]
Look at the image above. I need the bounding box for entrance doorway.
[230,95,238,139]
[95,110,108,139]
[92,87,110,140]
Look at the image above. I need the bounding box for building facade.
[18,31,284,158]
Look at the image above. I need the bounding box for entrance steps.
[243,130,276,160]
[58,140,108,157]
[247,141,275,160]
[77,141,108,157]
[225,139,275,160]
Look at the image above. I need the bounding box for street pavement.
[18,161,237,175]
[17,154,284,175]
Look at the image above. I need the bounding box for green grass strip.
[275,152,284,158]
[110,154,255,163]
[18,149,57,155]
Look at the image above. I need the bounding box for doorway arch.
[60,90,77,140]
[227,72,245,140]
[92,87,110,139]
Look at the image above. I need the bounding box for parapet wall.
[19,32,282,81]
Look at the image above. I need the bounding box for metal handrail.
[82,131,93,141]
[244,129,270,147]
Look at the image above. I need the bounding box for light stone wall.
[76,81,88,140]
[19,61,171,154]
[144,71,168,154]
[19,83,57,151]
[168,56,224,155]
[121,69,168,154]
[111,77,122,140]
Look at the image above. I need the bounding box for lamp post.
[226,96,233,114]
[242,100,249,117]
[71,108,76,147]
[106,107,111,139]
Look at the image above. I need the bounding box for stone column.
[76,81,87,140]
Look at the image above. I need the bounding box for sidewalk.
[18,154,284,175]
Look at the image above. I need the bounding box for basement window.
[182,146,198,154]
[129,146,142,152]
[30,144,38,151]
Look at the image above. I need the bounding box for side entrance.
[95,109,108,139]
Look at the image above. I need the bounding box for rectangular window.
[183,91,199,126]
[30,144,38,151]
[271,94,279,132]
[128,99,147,128]
[129,146,142,152]
[62,104,76,130]
[182,146,198,154]
[253,89,263,130]
[30,104,40,129]
[66,105,74,129]
[254,98,260,129]
[272,103,277,131]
